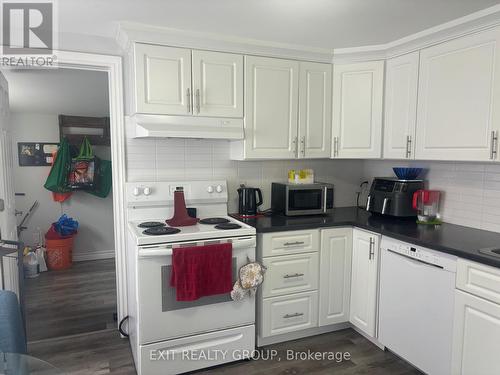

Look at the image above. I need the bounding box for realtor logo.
[1,0,57,67]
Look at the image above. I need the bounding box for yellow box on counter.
[288,169,314,184]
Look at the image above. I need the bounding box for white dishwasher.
[378,237,457,375]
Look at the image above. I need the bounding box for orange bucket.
[45,235,74,270]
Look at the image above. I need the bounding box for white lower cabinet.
[262,253,319,298]
[452,259,500,374]
[258,230,320,343]
[452,290,500,375]
[260,291,318,338]
[349,228,380,337]
[319,228,352,326]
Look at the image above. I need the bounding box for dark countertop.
[233,207,500,268]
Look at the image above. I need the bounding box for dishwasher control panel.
[381,237,457,272]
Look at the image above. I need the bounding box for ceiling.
[1,68,109,116]
[58,0,500,49]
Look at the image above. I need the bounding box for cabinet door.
[452,290,500,374]
[383,52,419,159]
[192,50,243,118]
[319,228,352,326]
[298,62,332,158]
[349,229,380,337]
[332,61,384,159]
[134,43,192,115]
[416,28,500,161]
[244,56,299,159]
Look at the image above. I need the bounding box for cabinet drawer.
[259,230,319,257]
[262,253,319,298]
[457,259,500,304]
[260,291,318,338]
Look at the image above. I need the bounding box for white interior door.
[243,56,299,159]
[332,61,384,159]
[0,71,18,294]
[383,52,419,159]
[134,43,192,115]
[0,72,16,242]
[298,62,332,158]
[192,50,243,118]
[415,28,500,161]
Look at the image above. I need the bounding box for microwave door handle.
[323,186,328,213]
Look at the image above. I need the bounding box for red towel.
[170,243,233,301]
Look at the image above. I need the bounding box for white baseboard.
[72,249,115,262]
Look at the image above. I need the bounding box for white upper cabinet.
[383,52,419,159]
[133,44,243,118]
[415,28,500,161]
[332,61,384,159]
[349,229,380,338]
[298,62,332,159]
[134,44,192,115]
[236,56,299,159]
[191,50,243,118]
[319,228,352,327]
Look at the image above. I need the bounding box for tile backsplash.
[125,136,365,213]
[363,160,500,233]
[125,121,500,234]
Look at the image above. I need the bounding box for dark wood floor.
[24,258,117,341]
[26,259,419,374]
[29,328,420,375]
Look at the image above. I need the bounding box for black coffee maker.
[238,185,263,216]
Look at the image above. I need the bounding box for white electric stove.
[125,180,256,375]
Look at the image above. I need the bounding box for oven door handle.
[139,236,256,258]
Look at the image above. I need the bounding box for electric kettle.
[238,185,263,217]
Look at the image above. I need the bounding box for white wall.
[362,160,500,233]
[125,128,365,212]
[11,113,115,260]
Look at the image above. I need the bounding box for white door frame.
[54,50,127,323]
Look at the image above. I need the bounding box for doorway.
[2,67,117,341]
[0,51,126,353]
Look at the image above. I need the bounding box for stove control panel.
[126,180,228,206]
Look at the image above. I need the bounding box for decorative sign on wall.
[18,142,59,166]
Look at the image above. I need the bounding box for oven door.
[137,236,256,344]
[286,185,326,216]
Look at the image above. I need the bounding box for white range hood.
[129,114,244,140]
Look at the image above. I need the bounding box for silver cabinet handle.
[283,273,304,279]
[406,135,412,159]
[323,186,328,213]
[292,136,298,155]
[369,237,375,260]
[284,241,304,246]
[186,88,191,113]
[300,136,306,157]
[491,131,498,160]
[196,89,201,114]
[333,136,339,157]
[283,312,304,319]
